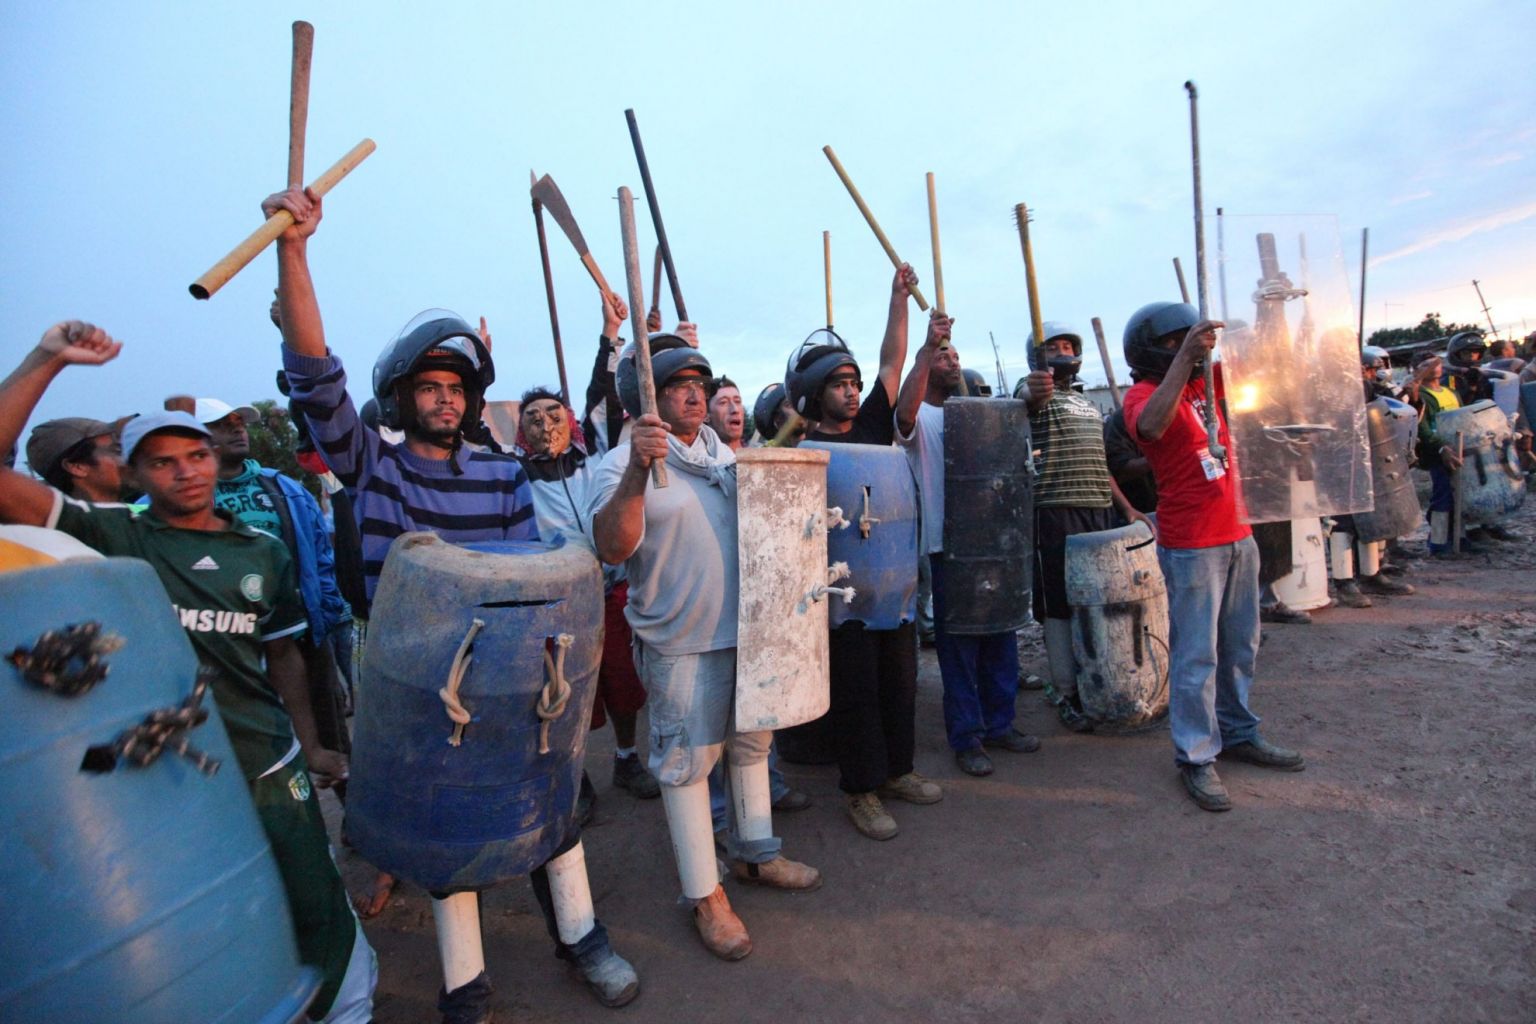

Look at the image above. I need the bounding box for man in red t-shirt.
[1121,302,1305,812]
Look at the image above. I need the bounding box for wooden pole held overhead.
[926,172,946,314]
[823,231,834,329]
[619,186,668,488]
[190,139,375,300]
[1013,203,1047,362]
[822,145,929,310]
[1173,257,1191,305]
[1091,317,1122,410]
[287,21,314,188]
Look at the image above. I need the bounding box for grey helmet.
[753,382,789,441]
[1026,321,1085,378]
[1123,301,1201,380]
[961,368,992,396]
[372,308,494,431]
[1362,345,1392,384]
[784,328,859,421]
[615,333,712,419]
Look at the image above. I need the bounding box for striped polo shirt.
[1029,389,1113,509]
[283,349,539,607]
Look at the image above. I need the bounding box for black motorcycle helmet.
[753,382,790,442]
[1446,331,1486,368]
[785,328,860,421]
[615,334,713,419]
[1123,302,1201,380]
[372,309,494,432]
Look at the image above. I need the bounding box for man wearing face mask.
[1022,323,1151,732]
[514,292,660,812]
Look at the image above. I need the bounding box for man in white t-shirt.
[896,315,1040,778]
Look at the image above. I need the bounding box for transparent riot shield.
[1217,214,1373,523]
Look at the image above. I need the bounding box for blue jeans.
[929,553,1020,752]
[1158,536,1262,765]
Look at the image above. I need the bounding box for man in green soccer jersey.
[0,321,375,1023]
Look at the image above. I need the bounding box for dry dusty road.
[331,504,1536,1024]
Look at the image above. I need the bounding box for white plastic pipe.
[1357,539,1382,577]
[661,778,719,900]
[730,760,773,843]
[1327,529,1355,580]
[432,892,485,993]
[545,841,597,945]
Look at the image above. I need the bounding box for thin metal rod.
[1357,227,1369,351]
[1185,80,1224,461]
[1173,257,1191,304]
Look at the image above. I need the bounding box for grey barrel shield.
[1352,398,1423,542]
[942,397,1034,634]
[1437,400,1526,523]
[1065,521,1170,731]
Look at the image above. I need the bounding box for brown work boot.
[846,792,898,840]
[880,771,944,805]
[731,855,822,892]
[693,884,752,961]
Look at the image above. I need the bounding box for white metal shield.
[734,447,835,732]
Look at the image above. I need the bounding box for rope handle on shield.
[859,486,880,539]
[440,618,485,747]
[808,562,856,606]
[81,669,222,777]
[537,634,574,755]
[10,622,125,697]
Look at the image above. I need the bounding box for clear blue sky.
[4,0,1533,446]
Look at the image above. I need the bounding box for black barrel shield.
[941,397,1033,634]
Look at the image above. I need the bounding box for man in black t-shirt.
[784,264,941,841]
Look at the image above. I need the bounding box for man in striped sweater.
[1022,323,1151,733]
[265,186,638,1023]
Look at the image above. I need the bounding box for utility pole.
[1357,227,1368,350]
[1472,279,1499,338]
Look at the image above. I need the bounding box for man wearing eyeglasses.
[590,334,821,963]
[25,415,131,504]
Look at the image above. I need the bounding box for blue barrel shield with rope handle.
[348,533,603,892]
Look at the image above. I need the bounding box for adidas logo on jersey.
[192,555,220,571]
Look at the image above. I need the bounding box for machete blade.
[530,174,590,258]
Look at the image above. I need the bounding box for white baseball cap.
[192,398,258,425]
[120,411,213,463]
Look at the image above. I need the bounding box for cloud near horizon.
[1370,200,1536,269]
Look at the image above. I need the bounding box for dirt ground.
[328,501,1536,1024]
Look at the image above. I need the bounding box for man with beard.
[896,312,1039,777]
[266,185,638,1021]
[589,335,821,962]
[516,292,659,814]
[1120,301,1306,812]
[786,263,941,839]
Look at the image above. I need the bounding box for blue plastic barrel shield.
[0,559,319,1024]
[801,441,920,630]
[349,534,604,892]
